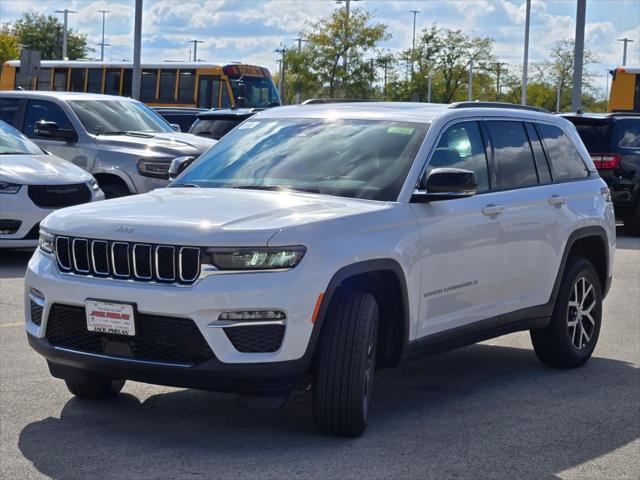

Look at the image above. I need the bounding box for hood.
[0,154,93,184]
[42,188,387,246]
[95,132,215,159]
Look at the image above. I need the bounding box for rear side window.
[618,123,640,148]
[0,98,21,125]
[537,124,589,180]
[486,121,538,189]
[428,121,490,192]
[525,123,552,184]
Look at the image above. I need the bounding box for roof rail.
[301,98,375,105]
[610,110,640,116]
[448,101,550,113]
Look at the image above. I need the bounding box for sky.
[1,0,639,95]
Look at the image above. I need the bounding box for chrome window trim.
[55,236,71,271]
[72,238,90,273]
[155,245,175,281]
[178,247,200,282]
[111,242,130,277]
[133,244,153,280]
[90,240,109,275]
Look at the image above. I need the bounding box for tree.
[9,12,91,60]
[0,30,19,72]
[290,8,390,99]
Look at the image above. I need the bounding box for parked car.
[152,107,207,132]
[26,102,614,437]
[0,120,103,248]
[189,108,262,140]
[563,112,640,235]
[0,91,216,198]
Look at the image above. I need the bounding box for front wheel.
[312,289,378,437]
[65,377,126,399]
[531,257,602,368]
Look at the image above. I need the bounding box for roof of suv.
[0,91,136,102]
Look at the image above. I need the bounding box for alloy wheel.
[567,276,597,350]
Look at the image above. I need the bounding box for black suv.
[563,113,640,235]
[188,108,261,140]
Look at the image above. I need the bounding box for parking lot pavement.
[1,231,638,480]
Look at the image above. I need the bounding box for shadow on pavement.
[0,249,34,279]
[18,343,639,479]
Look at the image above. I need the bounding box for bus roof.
[3,60,256,70]
[613,66,640,74]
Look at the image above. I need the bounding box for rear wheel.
[65,377,125,399]
[312,289,378,437]
[531,257,602,368]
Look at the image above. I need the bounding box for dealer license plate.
[85,300,136,336]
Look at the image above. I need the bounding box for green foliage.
[8,12,91,60]
[0,30,20,71]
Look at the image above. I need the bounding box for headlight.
[38,230,55,255]
[0,181,21,194]
[89,178,100,191]
[137,159,172,179]
[205,246,306,271]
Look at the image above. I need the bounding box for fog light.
[218,310,286,321]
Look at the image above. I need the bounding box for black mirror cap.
[34,121,77,142]
[412,168,477,203]
[168,155,196,181]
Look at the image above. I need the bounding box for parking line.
[0,322,23,329]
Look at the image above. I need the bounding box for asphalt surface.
[1,229,638,480]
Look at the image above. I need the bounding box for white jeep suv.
[25,102,615,436]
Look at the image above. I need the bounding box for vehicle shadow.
[0,249,34,279]
[17,343,639,479]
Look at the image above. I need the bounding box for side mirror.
[168,155,196,181]
[170,123,181,132]
[34,121,77,142]
[412,168,477,202]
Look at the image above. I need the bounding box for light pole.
[468,58,474,101]
[618,38,634,66]
[188,40,204,62]
[131,0,142,100]
[55,9,77,60]
[521,0,531,105]
[410,9,420,81]
[571,0,586,112]
[493,62,508,101]
[98,10,110,62]
[276,45,288,102]
[293,37,307,104]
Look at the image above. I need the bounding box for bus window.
[221,81,231,108]
[70,69,85,92]
[36,68,51,90]
[178,70,195,102]
[122,69,132,97]
[159,69,177,101]
[87,68,102,93]
[197,76,219,108]
[105,69,121,95]
[141,69,158,101]
[53,68,68,91]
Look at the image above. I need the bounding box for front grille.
[224,325,285,353]
[0,219,22,235]
[28,183,91,208]
[45,304,215,365]
[30,301,43,326]
[55,236,201,285]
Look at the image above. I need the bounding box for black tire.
[65,377,125,399]
[101,182,131,199]
[531,257,602,368]
[312,289,379,437]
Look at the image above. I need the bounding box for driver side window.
[426,121,490,192]
[24,100,73,138]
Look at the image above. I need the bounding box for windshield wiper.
[96,131,155,138]
[231,185,320,194]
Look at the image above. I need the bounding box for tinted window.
[36,68,51,91]
[525,123,552,184]
[53,69,68,91]
[69,100,172,135]
[122,69,132,97]
[104,69,121,95]
[159,70,177,101]
[427,121,489,192]
[24,100,73,138]
[178,70,195,101]
[618,123,640,148]
[573,122,611,152]
[87,68,102,93]
[0,98,21,125]
[70,68,86,92]
[486,121,538,189]
[141,70,158,101]
[537,123,589,180]
[221,83,231,108]
[189,119,241,140]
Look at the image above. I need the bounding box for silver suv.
[0,91,216,197]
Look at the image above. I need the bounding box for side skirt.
[401,303,552,363]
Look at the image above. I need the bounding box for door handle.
[482,204,504,216]
[548,194,567,206]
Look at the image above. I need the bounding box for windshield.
[573,122,611,152]
[229,76,280,108]
[189,119,243,140]
[69,100,173,135]
[0,121,43,155]
[173,118,428,201]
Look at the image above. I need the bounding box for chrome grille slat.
[56,236,199,285]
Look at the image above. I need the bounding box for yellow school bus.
[608,67,640,112]
[0,60,280,109]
